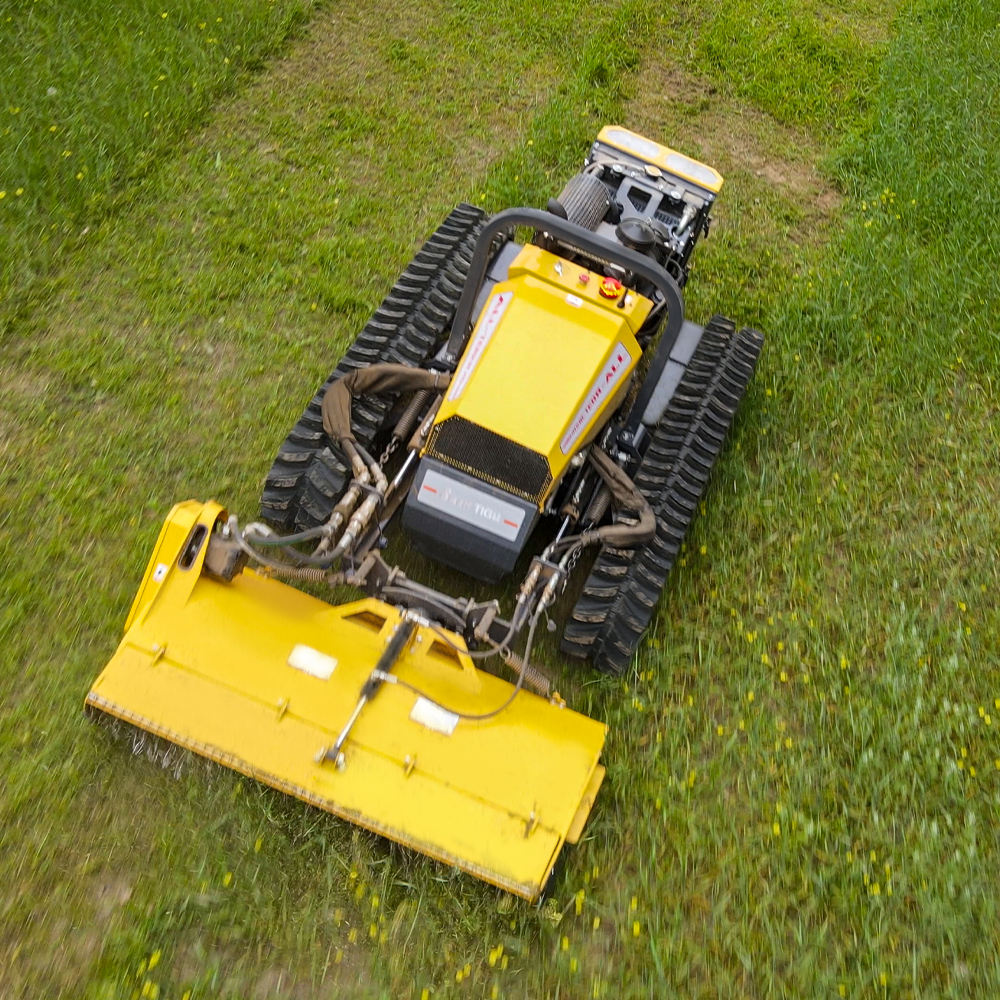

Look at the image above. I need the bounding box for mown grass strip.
[0,2,662,996]
[0,0,316,314]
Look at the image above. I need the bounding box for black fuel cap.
[615,217,656,254]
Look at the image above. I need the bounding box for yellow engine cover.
[87,501,607,900]
[432,245,651,503]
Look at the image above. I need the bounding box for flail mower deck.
[88,127,763,900]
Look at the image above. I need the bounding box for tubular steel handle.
[444,207,685,367]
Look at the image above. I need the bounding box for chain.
[562,545,583,585]
[378,436,400,469]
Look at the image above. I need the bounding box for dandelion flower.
[592,916,601,931]
[632,921,641,938]
[223,871,232,887]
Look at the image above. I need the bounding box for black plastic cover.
[402,457,539,583]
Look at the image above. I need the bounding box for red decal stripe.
[422,485,438,493]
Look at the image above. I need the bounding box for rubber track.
[561,316,764,674]
[261,204,487,531]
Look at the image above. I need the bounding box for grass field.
[0,0,315,313]
[2,0,999,996]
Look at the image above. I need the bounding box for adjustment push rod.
[319,617,418,770]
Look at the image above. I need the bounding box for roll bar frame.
[443,208,686,439]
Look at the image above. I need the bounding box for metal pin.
[524,808,538,838]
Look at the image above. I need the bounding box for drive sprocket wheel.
[260,204,487,531]
[561,316,764,675]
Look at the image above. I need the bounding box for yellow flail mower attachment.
[87,500,606,901]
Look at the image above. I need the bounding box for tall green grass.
[0,0,314,311]
[813,0,1000,379]
[694,0,892,129]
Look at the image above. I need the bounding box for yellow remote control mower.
[87,127,763,900]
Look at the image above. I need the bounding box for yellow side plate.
[87,501,607,900]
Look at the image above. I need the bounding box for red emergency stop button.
[599,276,624,299]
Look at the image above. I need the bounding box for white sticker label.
[287,644,337,680]
[560,341,634,454]
[448,291,513,401]
[152,562,169,583]
[565,293,583,308]
[409,696,459,735]
[417,468,526,541]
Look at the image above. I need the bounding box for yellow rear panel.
[596,125,724,192]
[87,502,607,900]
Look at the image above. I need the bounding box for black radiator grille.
[426,417,552,505]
